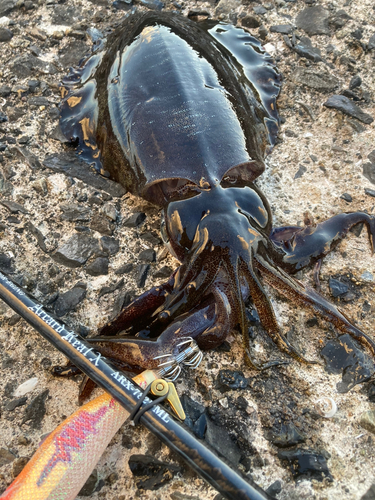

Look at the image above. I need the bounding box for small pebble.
[14,377,38,397]
[340,193,352,202]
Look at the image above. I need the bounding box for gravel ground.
[0,0,374,499]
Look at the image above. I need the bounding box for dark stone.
[295,6,330,36]
[139,248,156,262]
[28,80,40,92]
[293,68,338,92]
[363,162,375,184]
[7,108,26,123]
[0,27,13,42]
[0,448,16,466]
[49,125,66,141]
[241,15,261,29]
[365,188,375,198]
[88,195,103,206]
[123,212,146,228]
[0,85,11,97]
[137,264,150,288]
[54,285,87,316]
[253,5,267,15]
[128,455,181,490]
[98,278,124,297]
[114,262,133,275]
[266,480,282,497]
[205,417,242,466]
[0,0,17,16]
[154,266,173,278]
[0,112,8,124]
[361,484,375,500]
[7,216,21,224]
[216,370,248,392]
[90,215,114,236]
[0,200,27,213]
[53,233,100,268]
[110,290,134,319]
[15,147,42,170]
[8,313,20,325]
[6,396,28,411]
[28,96,50,107]
[0,253,13,273]
[284,127,298,137]
[11,54,57,78]
[341,89,361,101]
[49,107,60,120]
[86,257,109,276]
[181,394,205,423]
[138,0,164,9]
[0,171,13,195]
[329,277,349,297]
[22,389,49,428]
[278,448,333,482]
[100,236,119,255]
[215,340,231,352]
[349,75,362,90]
[29,44,41,57]
[329,10,351,30]
[368,34,375,51]
[324,95,373,124]
[351,28,363,40]
[340,193,352,202]
[26,222,47,252]
[368,382,375,403]
[60,203,91,222]
[140,232,162,246]
[270,25,293,34]
[112,0,133,10]
[79,469,98,496]
[193,413,207,439]
[288,36,322,62]
[3,381,15,398]
[51,4,80,23]
[294,165,307,179]
[258,25,268,40]
[43,153,126,197]
[321,334,374,393]
[18,136,31,145]
[268,423,306,448]
[12,457,30,478]
[59,39,90,67]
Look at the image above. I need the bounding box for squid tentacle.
[154,238,221,323]
[254,254,375,355]
[241,253,316,365]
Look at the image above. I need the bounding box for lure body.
[0,371,157,500]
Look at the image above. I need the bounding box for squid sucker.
[59,10,375,396]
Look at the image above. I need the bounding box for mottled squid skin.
[59,11,375,385]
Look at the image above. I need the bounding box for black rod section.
[0,271,270,500]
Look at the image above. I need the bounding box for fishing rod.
[0,270,271,500]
